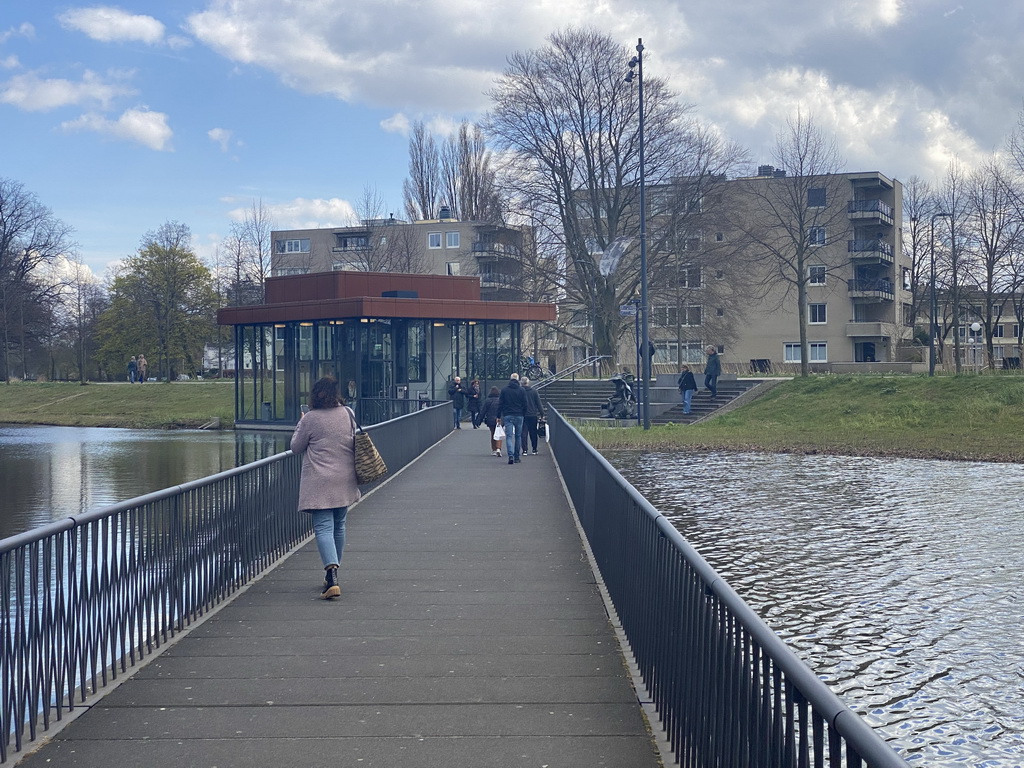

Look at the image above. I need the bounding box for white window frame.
[445,231,460,248]
[427,232,442,249]
[784,341,828,363]
[807,227,826,246]
[278,238,310,253]
[445,261,460,276]
[808,265,826,285]
[808,303,827,324]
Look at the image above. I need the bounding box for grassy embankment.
[578,374,1024,464]
[0,380,235,430]
[2,376,1023,463]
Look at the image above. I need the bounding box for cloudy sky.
[2,0,1022,276]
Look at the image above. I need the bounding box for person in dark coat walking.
[478,386,503,455]
[448,376,467,429]
[677,365,697,414]
[521,377,545,455]
[497,374,528,464]
[703,346,721,399]
[467,377,482,428]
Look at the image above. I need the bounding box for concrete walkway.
[17,427,663,767]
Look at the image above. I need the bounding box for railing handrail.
[548,406,909,767]
[533,356,610,391]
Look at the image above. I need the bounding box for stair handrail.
[533,356,610,392]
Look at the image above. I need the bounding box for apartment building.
[271,211,527,303]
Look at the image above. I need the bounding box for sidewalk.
[16,427,663,767]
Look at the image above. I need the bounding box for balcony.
[845,321,886,337]
[847,278,894,301]
[847,199,894,227]
[480,273,519,289]
[848,239,894,264]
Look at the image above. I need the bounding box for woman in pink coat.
[290,377,360,598]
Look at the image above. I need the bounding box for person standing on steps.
[448,375,467,429]
[677,365,697,414]
[521,377,545,455]
[703,345,721,400]
[290,376,360,599]
[497,373,528,465]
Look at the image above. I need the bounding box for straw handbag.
[347,407,388,485]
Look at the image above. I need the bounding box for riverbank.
[579,374,1024,464]
[0,380,234,429]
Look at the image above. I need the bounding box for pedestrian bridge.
[1,405,908,767]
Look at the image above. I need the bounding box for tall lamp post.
[928,212,952,376]
[625,38,650,429]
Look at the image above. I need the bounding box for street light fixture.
[928,212,952,376]
[970,321,982,373]
[625,37,650,429]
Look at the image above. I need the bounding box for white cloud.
[381,113,410,136]
[0,23,35,44]
[58,7,165,45]
[208,127,233,151]
[0,70,133,111]
[1,55,18,69]
[231,197,358,229]
[61,107,173,151]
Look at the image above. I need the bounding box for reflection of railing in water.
[547,406,910,768]
[0,403,452,764]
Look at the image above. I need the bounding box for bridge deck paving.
[16,428,663,768]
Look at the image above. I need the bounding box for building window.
[784,342,827,363]
[336,234,368,250]
[652,341,678,363]
[807,227,826,246]
[446,261,460,276]
[276,238,310,253]
[715,232,724,242]
[993,324,1005,338]
[446,231,460,248]
[808,265,826,285]
[275,267,310,276]
[808,303,827,324]
[807,188,826,207]
[428,232,442,249]
[679,265,702,288]
[716,307,724,317]
[653,305,701,327]
[902,267,911,291]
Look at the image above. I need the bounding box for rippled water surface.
[605,450,1024,766]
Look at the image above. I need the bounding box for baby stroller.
[600,372,637,419]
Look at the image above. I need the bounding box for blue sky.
[3,1,1023,278]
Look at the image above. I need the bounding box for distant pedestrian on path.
[467,378,482,428]
[677,365,697,414]
[290,376,360,599]
[521,377,545,455]
[137,354,148,383]
[448,376,467,429]
[127,355,138,383]
[497,375,528,465]
[479,386,503,455]
[703,346,721,399]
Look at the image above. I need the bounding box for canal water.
[605,449,1024,766]
[0,425,289,541]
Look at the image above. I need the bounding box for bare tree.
[349,186,430,273]
[485,27,717,369]
[231,199,274,303]
[0,178,76,382]
[440,122,503,222]
[735,112,846,376]
[937,161,972,373]
[403,122,441,221]
[900,176,939,344]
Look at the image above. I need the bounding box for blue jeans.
[681,388,693,414]
[452,406,463,427]
[704,374,718,398]
[502,414,524,459]
[311,507,348,567]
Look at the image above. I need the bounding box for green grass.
[578,374,1024,463]
[0,380,235,429]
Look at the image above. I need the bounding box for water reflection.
[606,450,1024,766]
[0,426,289,541]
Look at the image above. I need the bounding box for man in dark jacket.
[497,374,528,464]
[521,377,545,456]
[448,376,467,429]
[703,346,721,399]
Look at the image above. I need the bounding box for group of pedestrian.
[677,345,721,414]
[449,372,545,463]
[126,354,148,383]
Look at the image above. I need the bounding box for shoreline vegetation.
[1,376,1023,463]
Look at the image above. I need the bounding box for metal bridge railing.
[0,403,452,763]
[547,407,910,768]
